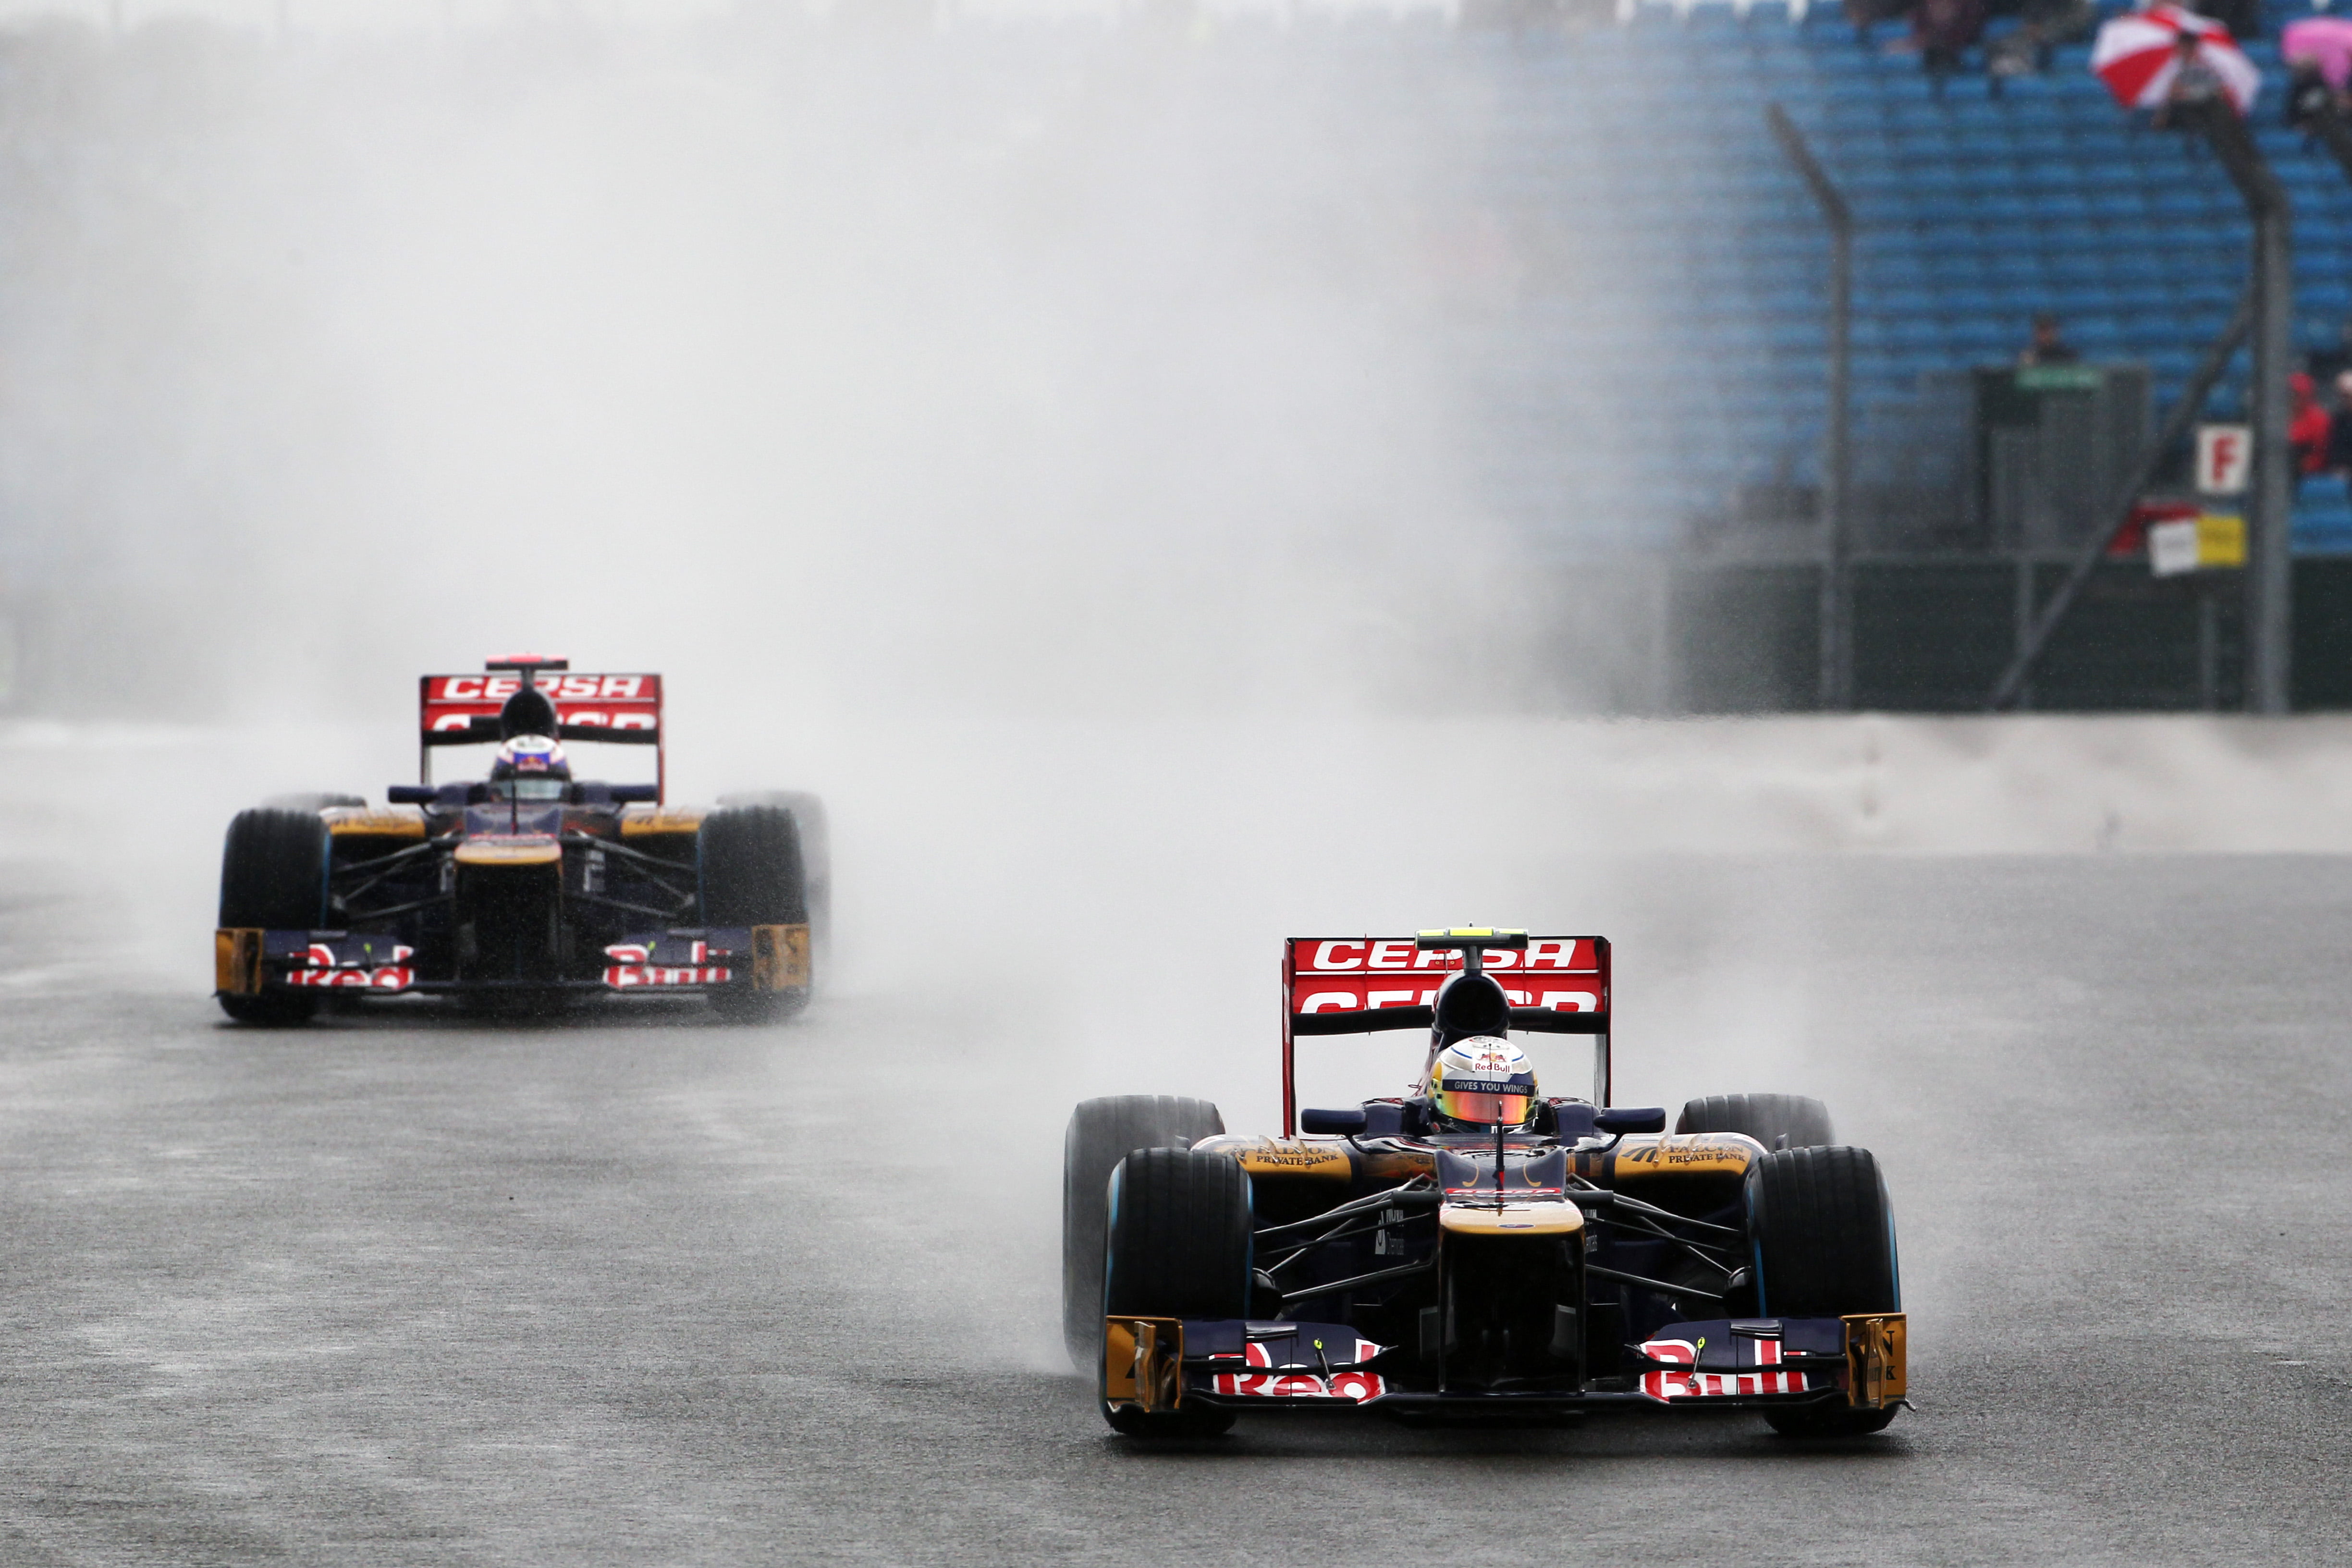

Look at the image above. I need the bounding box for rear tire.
[216,808,329,1026]
[1748,1145,1902,1439]
[1062,1095,1225,1370]
[1101,1147,1250,1439]
[1677,1093,1835,1150]
[699,805,810,1025]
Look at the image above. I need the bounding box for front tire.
[1748,1145,1899,1318]
[217,992,317,1026]
[717,792,829,954]
[699,805,810,1025]
[1062,1095,1225,1370]
[1748,1145,1902,1438]
[1101,1147,1250,1438]
[216,808,329,1026]
[1766,1403,1899,1438]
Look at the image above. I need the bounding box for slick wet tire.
[1677,1094,1836,1151]
[1100,1147,1250,1441]
[1062,1096,1225,1371]
[699,805,811,1025]
[1749,1147,1902,1440]
[716,793,830,952]
[216,808,330,1026]
[1103,1147,1253,1321]
[1746,1146,1900,1319]
[217,992,318,1026]
[698,806,809,927]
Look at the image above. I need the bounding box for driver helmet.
[1429,1036,1537,1128]
[490,734,571,797]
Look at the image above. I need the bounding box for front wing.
[215,923,811,999]
[1105,1313,1906,1419]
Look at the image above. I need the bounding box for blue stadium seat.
[1450,5,2352,549]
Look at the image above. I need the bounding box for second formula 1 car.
[1063,929,1905,1437]
[213,655,827,1024]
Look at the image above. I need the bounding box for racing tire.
[216,808,330,1026]
[1677,1093,1835,1150]
[1747,1145,1902,1439]
[699,805,810,1025]
[1062,1095,1225,1371]
[717,792,830,953]
[1101,1147,1250,1439]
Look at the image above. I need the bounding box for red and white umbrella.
[2092,4,2262,115]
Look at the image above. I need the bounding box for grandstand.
[1438,0,2352,554]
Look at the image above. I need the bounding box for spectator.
[2282,15,2352,128]
[2327,371,2352,482]
[2019,312,2079,365]
[2154,32,2229,128]
[1912,0,1989,75]
[2291,373,2332,478]
[2285,58,2338,132]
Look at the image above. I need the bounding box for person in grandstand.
[2291,373,2332,481]
[2018,312,2078,366]
[2327,372,2352,491]
[2154,31,2231,127]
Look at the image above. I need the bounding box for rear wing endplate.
[1279,935,1611,1137]
[416,665,665,801]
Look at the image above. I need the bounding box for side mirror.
[608,783,661,804]
[386,785,435,805]
[1298,1107,1368,1136]
[1594,1106,1667,1135]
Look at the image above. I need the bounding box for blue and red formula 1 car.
[1062,929,1905,1436]
[212,655,826,1024]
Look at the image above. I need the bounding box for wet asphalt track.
[2,855,2350,1567]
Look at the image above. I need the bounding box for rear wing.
[1279,935,1611,1137]
[416,661,665,800]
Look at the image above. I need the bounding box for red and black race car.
[1063,929,1905,1436]
[212,655,827,1023]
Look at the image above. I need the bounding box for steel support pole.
[2197,102,2294,712]
[1767,103,1854,711]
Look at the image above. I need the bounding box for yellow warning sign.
[2196,512,2245,569]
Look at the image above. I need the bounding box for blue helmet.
[492,734,570,779]
[490,735,570,800]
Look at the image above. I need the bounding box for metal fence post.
[2196,101,2293,712]
[1766,103,1854,711]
